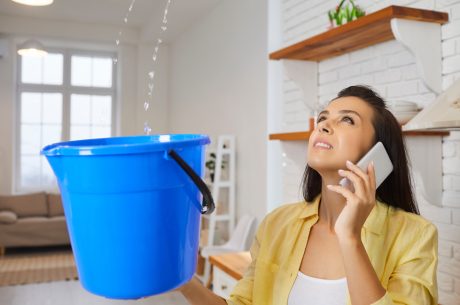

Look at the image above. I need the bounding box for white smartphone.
[339,141,393,192]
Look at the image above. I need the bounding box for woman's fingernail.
[338,169,345,175]
[346,160,352,166]
[327,184,333,189]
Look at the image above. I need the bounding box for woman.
[180,85,438,305]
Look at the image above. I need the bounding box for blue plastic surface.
[41,134,210,299]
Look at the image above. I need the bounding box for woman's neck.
[318,174,347,233]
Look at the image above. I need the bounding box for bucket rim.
[41,134,210,156]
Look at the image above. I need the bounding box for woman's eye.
[317,116,326,123]
[342,116,354,124]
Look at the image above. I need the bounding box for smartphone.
[339,141,393,192]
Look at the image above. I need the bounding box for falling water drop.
[144,122,152,135]
[129,0,135,11]
[119,0,171,136]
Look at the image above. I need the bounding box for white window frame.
[15,47,117,193]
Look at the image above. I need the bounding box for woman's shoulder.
[265,201,308,220]
[254,201,309,248]
[259,201,311,231]
[381,201,437,235]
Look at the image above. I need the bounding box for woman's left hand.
[327,160,377,242]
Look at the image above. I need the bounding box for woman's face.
[307,96,376,173]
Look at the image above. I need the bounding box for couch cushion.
[47,193,65,217]
[0,192,48,217]
[0,210,18,224]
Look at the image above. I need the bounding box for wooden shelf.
[269,5,448,62]
[269,129,449,141]
[269,131,312,141]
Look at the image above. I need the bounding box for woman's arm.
[328,161,385,304]
[338,236,386,305]
[338,223,438,305]
[180,216,266,305]
[179,276,228,305]
[329,161,437,304]
[378,223,438,305]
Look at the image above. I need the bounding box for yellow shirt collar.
[297,194,388,235]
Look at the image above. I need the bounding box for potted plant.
[205,152,227,183]
[328,0,366,28]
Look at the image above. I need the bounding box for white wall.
[0,34,16,195]
[270,0,460,304]
[168,0,268,222]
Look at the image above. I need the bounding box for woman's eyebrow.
[318,109,362,120]
[338,109,362,119]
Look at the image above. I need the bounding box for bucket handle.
[168,149,215,215]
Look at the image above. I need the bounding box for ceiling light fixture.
[17,39,47,57]
[11,0,53,6]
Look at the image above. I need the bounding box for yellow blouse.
[227,195,438,305]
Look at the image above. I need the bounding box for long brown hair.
[301,85,419,214]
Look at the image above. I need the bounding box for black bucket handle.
[168,149,215,215]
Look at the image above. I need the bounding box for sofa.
[0,192,70,250]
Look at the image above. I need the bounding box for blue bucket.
[41,134,215,299]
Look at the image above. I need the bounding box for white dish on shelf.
[387,100,418,112]
[393,110,420,124]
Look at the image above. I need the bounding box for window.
[17,49,116,192]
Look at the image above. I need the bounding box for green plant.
[205,152,227,182]
[328,0,365,27]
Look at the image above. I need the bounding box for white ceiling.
[0,0,222,42]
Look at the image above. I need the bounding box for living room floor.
[0,281,190,305]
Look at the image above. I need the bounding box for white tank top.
[288,271,348,305]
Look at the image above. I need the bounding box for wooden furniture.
[269,6,448,62]
[269,129,450,141]
[209,251,251,299]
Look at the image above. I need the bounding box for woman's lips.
[314,140,333,149]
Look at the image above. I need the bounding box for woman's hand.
[327,160,377,242]
[178,276,227,305]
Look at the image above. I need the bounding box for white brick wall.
[277,0,460,303]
